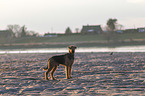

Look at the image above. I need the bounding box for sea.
[0,45,145,54]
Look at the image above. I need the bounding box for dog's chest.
[66,54,74,63]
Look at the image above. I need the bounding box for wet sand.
[0,52,145,95]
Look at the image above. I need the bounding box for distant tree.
[44,32,51,35]
[20,25,27,37]
[107,18,117,31]
[103,18,120,42]
[65,27,72,34]
[7,24,21,38]
[28,31,39,37]
[7,24,38,38]
[116,24,124,30]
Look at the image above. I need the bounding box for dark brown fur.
[43,45,77,80]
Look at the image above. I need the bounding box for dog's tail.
[43,59,50,71]
[43,67,48,71]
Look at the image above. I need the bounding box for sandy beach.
[0,52,145,95]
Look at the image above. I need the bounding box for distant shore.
[1,33,145,49]
[0,40,145,50]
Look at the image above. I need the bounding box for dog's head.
[68,45,77,54]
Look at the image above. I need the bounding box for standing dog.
[43,45,77,80]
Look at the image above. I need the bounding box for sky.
[0,0,145,34]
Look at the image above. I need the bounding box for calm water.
[0,45,145,54]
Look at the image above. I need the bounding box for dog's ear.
[68,45,77,49]
[68,46,72,49]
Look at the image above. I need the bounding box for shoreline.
[1,45,145,54]
[0,40,145,50]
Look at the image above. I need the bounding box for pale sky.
[0,0,145,34]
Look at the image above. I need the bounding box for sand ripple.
[0,53,145,95]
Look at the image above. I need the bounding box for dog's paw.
[52,78,56,80]
[66,77,72,79]
[45,78,49,80]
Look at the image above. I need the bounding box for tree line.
[7,24,38,38]
[7,18,122,39]
[65,18,123,34]
[64,18,125,42]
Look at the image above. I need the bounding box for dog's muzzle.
[72,50,75,53]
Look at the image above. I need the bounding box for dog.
[43,45,77,80]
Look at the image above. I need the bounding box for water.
[0,45,145,54]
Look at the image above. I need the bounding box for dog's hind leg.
[43,59,50,71]
[50,65,58,80]
[45,67,53,80]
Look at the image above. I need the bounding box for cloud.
[127,0,145,3]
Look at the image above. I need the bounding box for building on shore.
[80,25,103,34]
[0,30,14,43]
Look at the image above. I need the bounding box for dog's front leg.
[69,65,72,78]
[65,66,69,79]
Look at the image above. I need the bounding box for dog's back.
[43,54,65,70]
[52,54,65,64]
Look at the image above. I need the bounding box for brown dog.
[43,45,77,80]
